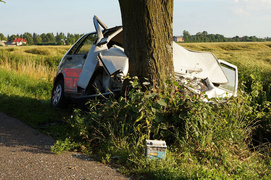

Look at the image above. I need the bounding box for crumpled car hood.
[173,42,228,84]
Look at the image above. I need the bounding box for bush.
[52,76,271,178]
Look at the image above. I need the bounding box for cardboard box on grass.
[145,140,167,159]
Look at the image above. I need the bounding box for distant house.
[12,38,27,46]
[173,36,184,42]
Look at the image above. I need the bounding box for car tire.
[51,80,66,108]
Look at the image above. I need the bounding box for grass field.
[0,43,270,179]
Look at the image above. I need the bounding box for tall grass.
[0,57,55,80]
[52,77,270,179]
[180,42,271,146]
[0,46,71,134]
[0,46,70,80]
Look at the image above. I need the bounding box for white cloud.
[232,7,248,16]
[232,0,271,15]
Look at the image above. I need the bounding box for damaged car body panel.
[77,16,126,91]
[51,16,238,108]
[51,16,127,108]
[173,42,238,100]
[173,42,228,84]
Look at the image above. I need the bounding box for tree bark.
[118,0,174,85]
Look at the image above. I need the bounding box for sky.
[0,0,271,38]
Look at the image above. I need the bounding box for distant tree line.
[182,30,271,43]
[1,31,271,45]
[0,32,96,45]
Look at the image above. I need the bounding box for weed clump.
[52,76,270,179]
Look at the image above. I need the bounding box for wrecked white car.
[51,16,238,108]
[173,43,238,102]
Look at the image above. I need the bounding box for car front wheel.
[51,80,65,108]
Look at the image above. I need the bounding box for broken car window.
[67,35,87,55]
[75,34,96,55]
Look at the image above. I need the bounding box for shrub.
[52,76,271,178]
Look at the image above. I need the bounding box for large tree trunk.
[118,0,174,85]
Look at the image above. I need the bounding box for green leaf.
[173,81,179,86]
[157,99,167,107]
[135,111,144,123]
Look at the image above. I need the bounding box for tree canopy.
[2,32,83,45]
[181,30,268,43]
[0,33,7,41]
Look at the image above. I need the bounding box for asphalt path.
[0,112,129,180]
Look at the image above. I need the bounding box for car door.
[218,60,238,97]
[61,34,96,93]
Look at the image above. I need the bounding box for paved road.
[0,112,129,180]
